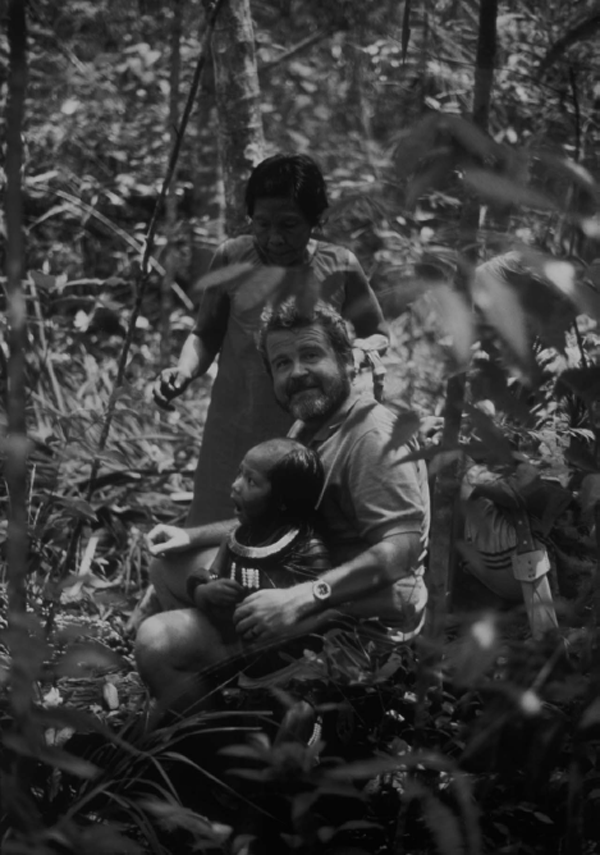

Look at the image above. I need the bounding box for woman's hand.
[152,367,193,410]
[194,579,245,613]
[147,524,193,556]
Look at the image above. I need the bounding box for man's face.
[266,324,352,423]
[251,197,312,266]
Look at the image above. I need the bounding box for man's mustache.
[285,378,321,397]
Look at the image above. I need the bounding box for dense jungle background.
[2,0,600,852]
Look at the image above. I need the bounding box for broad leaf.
[555,366,600,404]
[472,264,531,364]
[428,283,476,367]
[580,474,600,513]
[464,403,516,465]
[2,732,99,778]
[464,168,558,212]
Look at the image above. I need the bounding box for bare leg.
[124,585,161,638]
[134,608,242,715]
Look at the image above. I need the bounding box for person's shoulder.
[312,240,358,267]
[345,396,418,445]
[348,395,393,428]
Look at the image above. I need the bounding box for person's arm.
[234,419,429,639]
[233,532,421,637]
[153,243,231,408]
[188,540,245,612]
[147,518,236,556]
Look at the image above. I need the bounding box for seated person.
[185,438,331,647]
[135,300,430,713]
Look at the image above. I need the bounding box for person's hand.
[233,586,309,643]
[352,334,388,372]
[153,367,193,410]
[194,579,245,613]
[147,524,193,556]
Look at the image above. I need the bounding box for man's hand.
[147,524,193,556]
[153,367,193,410]
[194,579,245,613]
[233,585,313,643]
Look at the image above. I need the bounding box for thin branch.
[162,0,183,364]
[539,12,600,77]
[259,28,331,72]
[34,184,194,310]
[569,65,581,163]
[86,0,226,500]
[27,274,66,415]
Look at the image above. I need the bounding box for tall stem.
[424,0,498,667]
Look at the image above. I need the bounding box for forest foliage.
[2,0,600,853]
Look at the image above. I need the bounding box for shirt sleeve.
[344,429,429,545]
[341,251,388,339]
[193,242,231,356]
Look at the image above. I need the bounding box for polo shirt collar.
[289,387,366,446]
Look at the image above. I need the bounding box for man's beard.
[284,374,350,422]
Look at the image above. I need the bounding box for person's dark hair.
[245,154,328,226]
[257,298,354,374]
[264,439,325,519]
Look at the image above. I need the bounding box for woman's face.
[251,197,313,266]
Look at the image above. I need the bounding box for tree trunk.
[425,0,498,642]
[4,0,34,827]
[161,0,183,364]
[211,0,265,235]
[5,0,29,619]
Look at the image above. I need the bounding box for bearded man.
[135,300,430,710]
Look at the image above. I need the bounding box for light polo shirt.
[290,389,430,569]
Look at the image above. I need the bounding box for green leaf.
[29,270,57,291]
[384,408,421,450]
[533,811,554,825]
[465,403,516,465]
[535,152,600,198]
[405,150,458,208]
[428,283,475,367]
[49,495,98,522]
[191,263,256,296]
[472,263,530,363]
[580,475,600,513]
[2,733,99,778]
[54,642,124,677]
[464,168,558,212]
[393,113,441,177]
[555,366,600,404]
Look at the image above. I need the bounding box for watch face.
[313,580,331,601]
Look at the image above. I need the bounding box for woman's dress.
[186,235,386,525]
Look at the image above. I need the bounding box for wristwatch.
[312,579,332,605]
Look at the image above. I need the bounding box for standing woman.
[154,154,387,533]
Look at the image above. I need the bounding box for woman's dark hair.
[245,154,329,226]
[259,439,324,519]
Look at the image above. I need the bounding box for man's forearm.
[289,534,422,619]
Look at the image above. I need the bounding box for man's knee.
[134,613,176,680]
[149,548,220,611]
